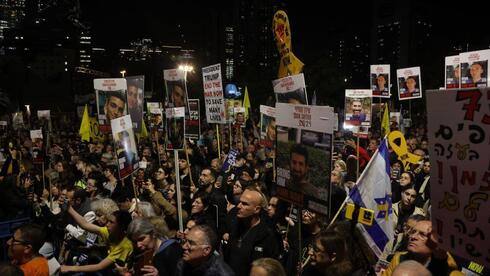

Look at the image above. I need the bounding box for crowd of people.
[0,105,476,276]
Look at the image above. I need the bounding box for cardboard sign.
[202,64,226,123]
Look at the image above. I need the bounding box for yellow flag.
[382,103,390,136]
[139,118,149,138]
[79,104,91,142]
[243,86,251,120]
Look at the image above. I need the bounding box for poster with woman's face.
[396,67,422,100]
[370,65,390,98]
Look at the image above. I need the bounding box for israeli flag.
[348,138,393,257]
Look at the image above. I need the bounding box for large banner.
[460,49,490,88]
[344,89,372,138]
[273,73,308,105]
[202,64,226,124]
[164,69,189,112]
[94,78,128,133]
[165,107,185,150]
[275,103,334,215]
[185,99,201,140]
[111,115,139,179]
[370,64,390,98]
[396,67,422,100]
[445,55,460,89]
[426,88,490,267]
[126,76,145,132]
[259,105,276,148]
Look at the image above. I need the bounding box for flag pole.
[174,149,184,232]
[356,135,360,179]
[327,142,384,230]
[216,124,221,160]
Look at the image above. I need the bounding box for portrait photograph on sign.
[259,105,276,148]
[396,67,422,100]
[275,103,333,215]
[111,115,139,179]
[126,76,144,132]
[94,78,128,133]
[460,49,490,88]
[445,55,460,89]
[370,64,390,98]
[166,107,185,150]
[164,69,189,113]
[273,73,308,105]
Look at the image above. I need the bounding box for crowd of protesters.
[0,106,478,276]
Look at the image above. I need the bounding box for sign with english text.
[202,64,226,124]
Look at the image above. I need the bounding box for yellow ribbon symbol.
[272,10,304,78]
[388,131,422,169]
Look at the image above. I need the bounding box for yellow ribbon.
[387,131,421,169]
[273,10,304,78]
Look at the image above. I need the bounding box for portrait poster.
[202,64,226,124]
[233,107,246,128]
[275,103,334,215]
[225,99,242,123]
[344,89,372,138]
[30,129,44,164]
[272,73,308,105]
[165,107,185,151]
[259,105,276,148]
[37,110,51,120]
[185,99,201,140]
[445,55,460,89]
[164,69,190,114]
[370,64,390,98]
[426,88,490,268]
[125,76,145,132]
[12,112,24,130]
[460,49,490,88]
[94,78,128,133]
[111,115,139,179]
[396,67,422,100]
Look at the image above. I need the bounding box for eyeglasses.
[10,237,30,245]
[181,238,208,249]
[408,228,431,241]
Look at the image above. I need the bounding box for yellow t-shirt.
[99,227,133,262]
[20,256,49,276]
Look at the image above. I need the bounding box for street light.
[178,64,193,72]
[120,70,126,78]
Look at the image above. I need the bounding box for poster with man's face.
[126,76,145,132]
[111,115,139,179]
[225,99,242,123]
[370,65,390,98]
[396,67,422,100]
[164,69,190,115]
[260,105,276,148]
[233,107,246,127]
[94,78,128,133]
[460,49,490,88]
[165,107,185,150]
[273,73,308,105]
[445,55,460,89]
[30,129,44,164]
[275,103,334,215]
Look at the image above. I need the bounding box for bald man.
[392,260,431,276]
[226,187,280,276]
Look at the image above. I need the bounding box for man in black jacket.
[225,186,280,276]
[175,225,234,276]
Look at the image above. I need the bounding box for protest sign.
[460,49,490,88]
[344,89,372,138]
[165,107,185,150]
[185,99,200,140]
[273,73,308,105]
[111,115,139,178]
[126,76,145,132]
[397,67,422,100]
[445,55,461,89]
[371,65,390,98]
[426,88,490,267]
[94,78,128,133]
[275,103,334,215]
[260,105,276,148]
[202,64,226,123]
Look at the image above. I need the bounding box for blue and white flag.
[348,138,393,258]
